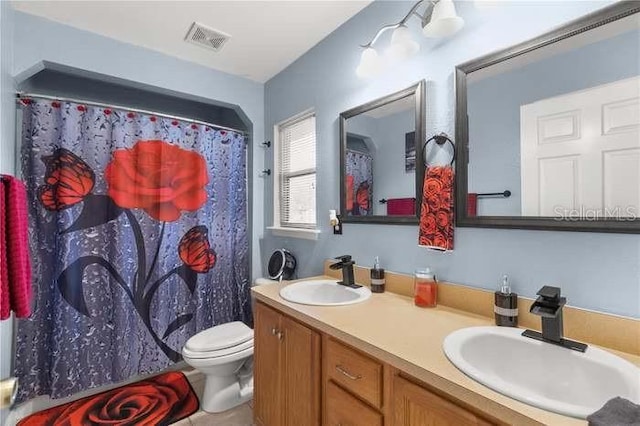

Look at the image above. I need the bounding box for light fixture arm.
[360,0,437,48]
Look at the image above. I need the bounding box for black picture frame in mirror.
[455,2,640,234]
[339,80,426,224]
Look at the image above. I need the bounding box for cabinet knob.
[335,365,362,381]
[271,327,278,335]
[276,331,284,340]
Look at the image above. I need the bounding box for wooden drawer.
[325,338,383,408]
[325,381,383,426]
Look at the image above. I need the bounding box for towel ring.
[423,133,455,167]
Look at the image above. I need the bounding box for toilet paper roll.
[0,377,17,408]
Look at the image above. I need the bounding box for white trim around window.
[271,109,319,240]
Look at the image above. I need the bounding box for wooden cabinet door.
[254,303,283,426]
[282,314,321,426]
[393,376,494,426]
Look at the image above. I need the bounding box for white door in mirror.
[279,280,371,306]
[521,76,640,218]
[443,326,640,419]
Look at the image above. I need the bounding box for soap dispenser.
[370,256,385,293]
[494,275,518,327]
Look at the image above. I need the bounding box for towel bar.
[379,198,416,204]
[477,190,511,198]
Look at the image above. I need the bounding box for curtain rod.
[15,92,248,136]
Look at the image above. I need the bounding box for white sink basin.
[443,326,640,419]
[279,280,371,306]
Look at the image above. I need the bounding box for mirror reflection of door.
[466,12,639,219]
[521,76,640,218]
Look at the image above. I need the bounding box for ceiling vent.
[185,22,230,52]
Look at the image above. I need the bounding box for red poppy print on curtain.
[38,148,95,211]
[179,226,217,273]
[356,181,370,214]
[18,96,253,405]
[345,175,354,213]
[419,166,454,251]
[34,139,216,363]
[105,140,209,222]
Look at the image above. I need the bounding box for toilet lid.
[185,321,253,353]
[182,338,253,360]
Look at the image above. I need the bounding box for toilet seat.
[183,338,253,359]
[183,321,254,359]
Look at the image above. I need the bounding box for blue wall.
[0,1,16,423]
[263,0,640,318]
[468,29,640,216]
[371,109,415,212]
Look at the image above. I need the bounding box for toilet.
[182,278,279,413]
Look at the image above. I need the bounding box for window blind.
[278,114,316,228]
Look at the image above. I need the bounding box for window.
[271,111,318,239]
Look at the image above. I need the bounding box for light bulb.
[423,0,465,38]
[356,47,383,79]
[388,25,420,60]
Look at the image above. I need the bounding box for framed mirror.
[456,2,640,233]
[340,81,426,224]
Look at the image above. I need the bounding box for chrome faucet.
[329,255,361,288]
[522,286,587,352]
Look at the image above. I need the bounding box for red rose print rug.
[17,371,199,426]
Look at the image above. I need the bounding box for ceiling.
[11,0,373,83]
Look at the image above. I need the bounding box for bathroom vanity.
[252,267,640,426]
[254,300,495,426]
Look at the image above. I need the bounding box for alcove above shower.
[16,63,250,134]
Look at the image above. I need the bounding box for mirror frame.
[340,80,426,224]
[455,2,640,234]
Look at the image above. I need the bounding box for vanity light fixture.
[356,0,464,78]
[422,0,465,37]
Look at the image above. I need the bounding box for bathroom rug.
[17,371,198,425]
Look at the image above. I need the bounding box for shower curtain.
[346,150,373,215]
[15,98,250,402]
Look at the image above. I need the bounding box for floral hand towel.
[419,166,454,251]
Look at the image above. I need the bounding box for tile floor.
[173,401,254,426]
